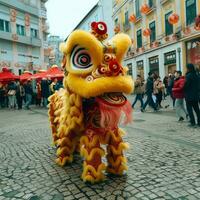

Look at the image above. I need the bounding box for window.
[186,0,196,25]
[165,11,173,36]
[125,11,129,25]
[114,18,118,25]
[135,0,141,18]
[31,28,38,38]
[137,29,142,48]
[149,21,156,43]
[16,24,25,36]
[148,0,154,7]
[0,19,10,32]
[127,63,133,76]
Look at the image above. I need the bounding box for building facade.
[112,0,200,80]
[0,0,49,75]
[47,35,63,66]
[72,0,114,38]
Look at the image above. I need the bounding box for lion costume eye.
[70,45,93,70]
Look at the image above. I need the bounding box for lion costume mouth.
[66,73,133,99]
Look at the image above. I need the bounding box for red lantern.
[129,14,136,23]
[114,25,120,33]
[168,13,179,25]
[143,28,151,37]
[194,14,200,30]
[140,4,150,14]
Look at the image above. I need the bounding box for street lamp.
[177,47,181,71]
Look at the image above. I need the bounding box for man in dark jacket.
[184,63,200,127]
[41,78,50,108]
[141,72,157,112]
[24,80,33,109]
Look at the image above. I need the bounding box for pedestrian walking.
[163,75,169,99]
[172,71,188,121]
[168,73,176,108]
[7,81,17,109]
[132,75,144,109]
[184,64,200,127]
[141,72,157,112]
[36,81,42,106]
[41,78,50,108]
[154,76,164,109]
[16,81,25,110]
[0,82,5,108]
[24,80,33,109]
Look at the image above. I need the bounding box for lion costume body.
[48,22,134,183]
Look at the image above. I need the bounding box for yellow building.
[112,0,200,79]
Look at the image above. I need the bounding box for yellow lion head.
[60,22,134,98]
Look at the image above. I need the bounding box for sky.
[46,0,99,40]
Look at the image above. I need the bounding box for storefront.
[149,56,159,76]
[186,37,200,70]
[136,60,144,80]
[164,50,176,75]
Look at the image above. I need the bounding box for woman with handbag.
[7,81,17,109]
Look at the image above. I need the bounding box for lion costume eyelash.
[48,21,134,183]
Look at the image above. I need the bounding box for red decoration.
[129,14,136,23]
[143,28,151,37]
[91,21,107,35]
[108,60,122,75]
[140,4,150,14]
[168,13,179,25]
[194,14,200,30]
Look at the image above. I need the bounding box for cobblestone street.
[0,97,200,200]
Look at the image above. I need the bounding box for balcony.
[40,9,47,19]
[0,0,39,17]
[0,31,13,41]
[42,24,50,34]
[160,0,171,5]
[43,41,48,49]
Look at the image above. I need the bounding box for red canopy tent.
[20,71,32,82]
[0,67,19,83]
[45,65,64,80]
[31,70,47,80]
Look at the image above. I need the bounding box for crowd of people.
[132,63,200,127]
[0,78,63,110]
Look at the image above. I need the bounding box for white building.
[71,0,114,38]
[0,0,49,75]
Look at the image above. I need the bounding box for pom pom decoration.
[194,14,200,30]
[48,21,134,184]
[129,14,136,23]
[91,21,108,41]
[140,3,150,15]
[143,28,151,37]
[168,13,179,25]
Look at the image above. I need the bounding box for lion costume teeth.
[48,21,134,183]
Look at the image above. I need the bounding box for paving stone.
[0,103,200,200]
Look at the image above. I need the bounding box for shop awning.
[20,71,32,81]
[45,65,64,78]
[0,67,19,82]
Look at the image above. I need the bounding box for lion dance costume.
[48,21,134,183]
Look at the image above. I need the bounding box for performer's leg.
[80,130,106,183]
[106,128,129,175]
[55,132,79,166]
